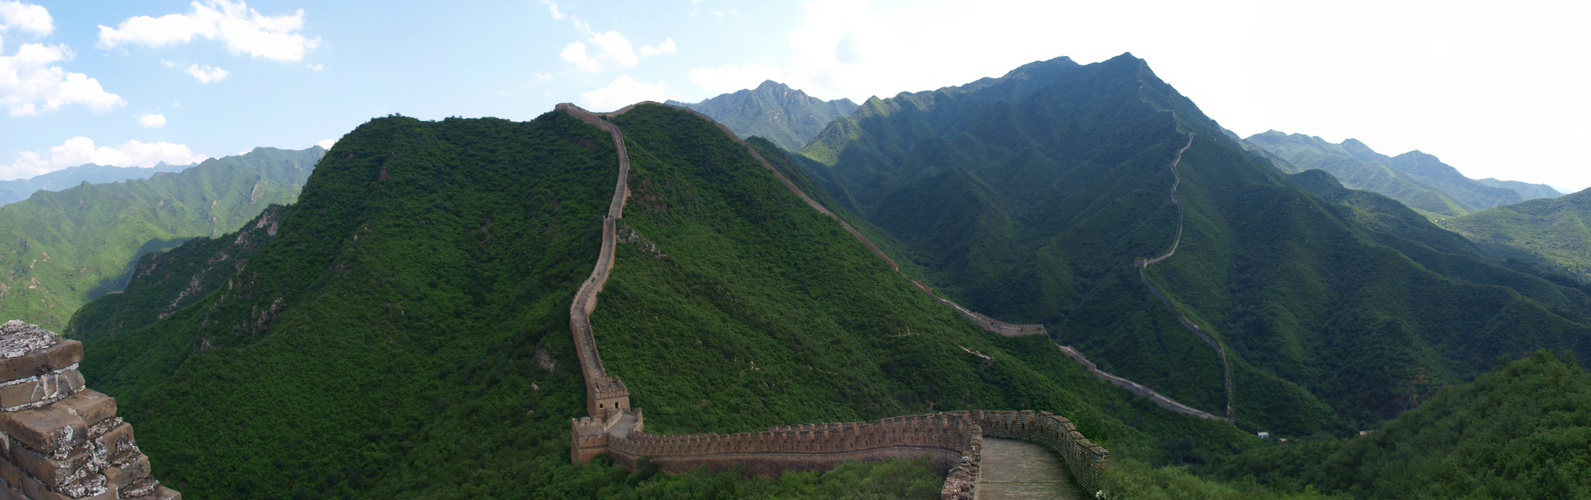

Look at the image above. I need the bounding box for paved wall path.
[976,438,1082,499]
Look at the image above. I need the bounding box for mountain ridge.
[665,80,859,152]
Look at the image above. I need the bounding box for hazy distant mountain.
[1246,131,1559,216]
[666,80,859,151]
[0,162,194,206]
[0,146,321,331]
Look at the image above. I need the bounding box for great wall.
[559,102,1113,498]
[0,320,178,500]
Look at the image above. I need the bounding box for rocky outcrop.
[0,320,178,500]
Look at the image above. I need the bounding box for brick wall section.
[0,320,178,500]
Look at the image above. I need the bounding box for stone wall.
[558,103,634,420]
[971,410,1109,496]
[0,320,178,500]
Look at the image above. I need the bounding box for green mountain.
[795,53,1591,435]
[1245,131,1559,216]
[65,105,1273,498]
[1208,349,1591,498]
[0,147,321,331]
[1436,188,1591,283]
[666,80,858,151]
[0,162,193,207]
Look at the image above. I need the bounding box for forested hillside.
[796,53,1591,435]
[1437,188,1591,284]
[0,147,321,331]
[1207,350,1591,498]
[66,103,1285,498]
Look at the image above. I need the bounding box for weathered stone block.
[7,442,94,492]
[54,389,115,428]
[0,340,81,385]
[123,483,178,500]
[0,404,84,456]
[16,465,111,500]
[97,422,139,462]
[0,459,21,493]
[103,453,150,489]
[0,368,84,410]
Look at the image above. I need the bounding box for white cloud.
[580,75,674,111]
[315,138,335,149]
[689,63,788,95]
[562,31,639,71]
[0,42,125,116]
[305,63,321,71]
[183,63,228,83]
[0,1,52,36]
[538,0,564,20]
[136,113,165,128]
[535,72,552,81]
[2,137,207,180]
[97,0,321,62]
[639,38,676,57]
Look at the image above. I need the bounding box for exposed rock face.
[0,320,179,500]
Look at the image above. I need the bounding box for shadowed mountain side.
[796,52,1591,435]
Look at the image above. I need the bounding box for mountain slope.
[0,162,193,207]
[67,105,1259,498]
[796,53,1591,434]
[666,80,859,151]
[1437,188,1591,283]
[0,147,321,331]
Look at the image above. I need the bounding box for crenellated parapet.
[0,320,179,500]
[971,410,1109,497]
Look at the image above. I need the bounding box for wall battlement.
[0,320,180,500]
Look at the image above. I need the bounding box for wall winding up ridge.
[560,103,1109,499]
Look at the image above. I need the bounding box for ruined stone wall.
[558,103,634,419]
[972,410,1109,497]
[603,412,985,498]
[0,320,178,500]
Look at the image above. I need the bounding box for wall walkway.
[559,103,1109,499]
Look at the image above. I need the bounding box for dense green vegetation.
[794,53,1591,437]
[1206,350,1591,498]
[1437,188,1591,284]
[66,104,1271,498]
[669,80,859,152]
[0,162,190,207]
[1245,131,1559,216]
[0,147,320,331]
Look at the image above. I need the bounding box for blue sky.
[2,1,1588,192]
